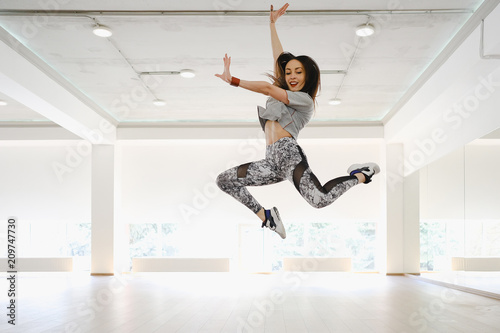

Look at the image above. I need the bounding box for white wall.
[116,138,384,263]
[420,139,500,220]
[420,148,465,220]
[0,138,383,267]
[0,141,91,222]
[118,138,383,228]
[464,141,500,219]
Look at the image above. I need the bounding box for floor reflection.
[419,271,500,297]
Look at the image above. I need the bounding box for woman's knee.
[216,168,238,192]
[216,172,228,190]
[303,193,329,209]
[308,200,327,209]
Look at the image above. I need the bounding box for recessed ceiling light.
[355,24,375,37]
[153,99,166,106]
[93,25,113,38]
[328,98,341,106]
[0,100,7,106]
[179,69,196,78]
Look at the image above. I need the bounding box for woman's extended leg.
[216,158,283,214]
[289,144,378,209]
[295,168,360,208]
[216,158,288,238]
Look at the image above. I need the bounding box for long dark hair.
[270,52,321,104]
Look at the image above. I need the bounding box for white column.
[113,144,129,273]
[404,171,420,274]
[385,144,421,274]
[386,144,404,274]
[91,145,115,275]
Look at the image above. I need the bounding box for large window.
[5,220,377,273]
[129,223,179,258]
[420,220,463,271]
[1,221,91,270]
[269,222,377,272]
[464,220,500,257]
[420,219,500,271]
[128,222,377,272]
[127,222,237,270]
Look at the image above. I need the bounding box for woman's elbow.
[261,83,273,96]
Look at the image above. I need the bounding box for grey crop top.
[257,90,314,139]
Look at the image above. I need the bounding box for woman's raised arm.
[270,3,289,76]
[215,54,289,104]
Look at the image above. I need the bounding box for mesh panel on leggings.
[293,145,308,192]
[292,161,308,192]
[237,163,251,178]
[323,176,357,192]
[292,145,328,194]
[292,145,355,195]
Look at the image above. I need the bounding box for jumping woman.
[215,3,380,239]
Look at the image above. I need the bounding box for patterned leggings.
[216,137,359,214]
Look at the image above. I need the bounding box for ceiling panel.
[0,0,485,125]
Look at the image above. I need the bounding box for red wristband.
[230,76,240,87]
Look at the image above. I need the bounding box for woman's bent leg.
[216,159,283,214]
[297,169,359,208]
[288,144,359,209]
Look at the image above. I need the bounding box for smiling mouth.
[289,81,299,88]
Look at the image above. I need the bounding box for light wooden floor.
[1,272,500,333]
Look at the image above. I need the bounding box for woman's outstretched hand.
[215,53,232,83]
[270,3,289,23]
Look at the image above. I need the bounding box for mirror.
[419,128,500,295]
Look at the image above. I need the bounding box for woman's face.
[285,59,306,91]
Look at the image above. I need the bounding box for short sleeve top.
[257,90,314,139]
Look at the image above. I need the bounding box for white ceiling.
[0,0,487,126]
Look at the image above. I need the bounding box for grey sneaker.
[347,163,380,184]
[261,207,286,239]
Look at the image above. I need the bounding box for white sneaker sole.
[347,163,380,177]
[271,207,286,239]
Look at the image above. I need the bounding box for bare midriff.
[265,120,292,145]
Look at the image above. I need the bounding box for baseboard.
[452,257,500,271]
[90,273,114,276]
[132,258,230,272]
[0,257,73,272]
[283,257,351,272]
